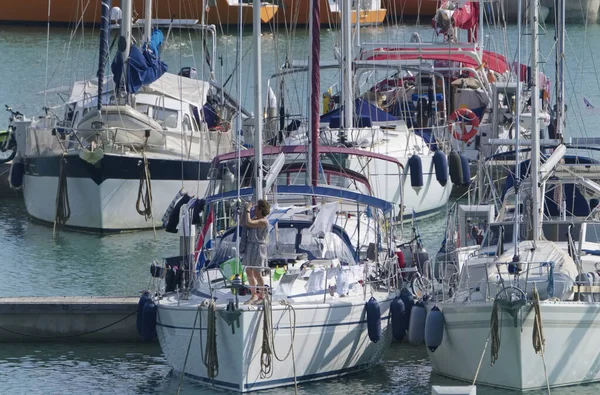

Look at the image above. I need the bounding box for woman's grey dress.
[244,226,268,267]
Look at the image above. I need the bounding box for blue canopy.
[320,98,399,127]
[111,44,168,94]
[205,185,394,214]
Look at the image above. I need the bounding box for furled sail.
[111,34,168,95]
[433,1,480,42]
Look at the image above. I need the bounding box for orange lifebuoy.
[449,108,480,142]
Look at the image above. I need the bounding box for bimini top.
[212,145,404,169]
[205,185,394,214]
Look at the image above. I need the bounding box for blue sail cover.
[149,29,164,55]
[320,98,399,127]
[111,43,168,94]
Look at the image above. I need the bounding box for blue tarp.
[111,44,168,94]
[320,98,399,127]
[148,29,164,55]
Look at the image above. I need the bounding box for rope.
[203,299,219,380]
[490,298,501,365]
[260,296,298,393]
[176,306,200,395]
[53,152,71,238]
[0,310,135,339]
[136,153,153,221]
[260,295,274,379]
[532,287,551,394]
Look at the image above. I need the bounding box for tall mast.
[97,0,112,110]
[530,0,541,241]
[478,0,484,51]
[253,0,264,200]
[309,0,320,187]
[144,0,152,45]
[117,0,132,100]
[513,0,522,256]
[341,0,353,131]
[555,0,565,139]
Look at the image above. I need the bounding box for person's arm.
[244,203,268,228]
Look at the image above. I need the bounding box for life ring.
[449,108,480,142]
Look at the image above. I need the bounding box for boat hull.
[22,152,211,232]
[275,0,386,26]
[0,0,278,25]
[157,297,392,392]
[429,301,600,390]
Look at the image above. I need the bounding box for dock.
[0,296,148,342]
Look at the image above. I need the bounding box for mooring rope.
[260,296,298,393]
[260,295,274,379]
[532,287,551,394]
[203,299,219,380]
[490,298,501,365]
[136,153,153,220]
[53,152,71,238]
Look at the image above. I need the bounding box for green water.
[2,19,600,394]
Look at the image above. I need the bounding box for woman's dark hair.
[256,199,270,216]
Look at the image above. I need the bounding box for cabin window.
[153,108,178,129]
[183,114,193,132]
[136,104,150,115]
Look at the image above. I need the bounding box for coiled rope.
[53,152,71,238]
[136,153,153,221]
[260,296,298,394]
[204,299,219,380]
[532,287,551,394]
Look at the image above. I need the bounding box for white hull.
[23,174,206,231]
[429,301,600,390]
[157,295,392,392]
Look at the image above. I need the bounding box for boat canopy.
[211,145,404,168]
[205,185,395,214]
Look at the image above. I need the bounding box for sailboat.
[426,0,600,390]
[148,1,400,391]
[8,0,245,232]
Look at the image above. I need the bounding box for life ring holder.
[449,108,480,142]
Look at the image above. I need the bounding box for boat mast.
[97,0,112,110]
[308,0,320,187]
[513,0,522,256]
[555,0,565,140]
[341,0,353,133]
[117,0,132,101]
[253,0,264,200]
[144,0,152,45]
[530,0,541,241]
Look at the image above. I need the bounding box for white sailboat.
[8,0,244,232]
[149,1,400,391]
[426,0,600,390]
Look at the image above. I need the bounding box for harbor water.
[2,20,600,394]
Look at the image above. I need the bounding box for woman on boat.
[243,199,270,304]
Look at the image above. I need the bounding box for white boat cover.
[490,240,578,300]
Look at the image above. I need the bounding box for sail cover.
[320,98,399,126]
[112,44,168,94]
